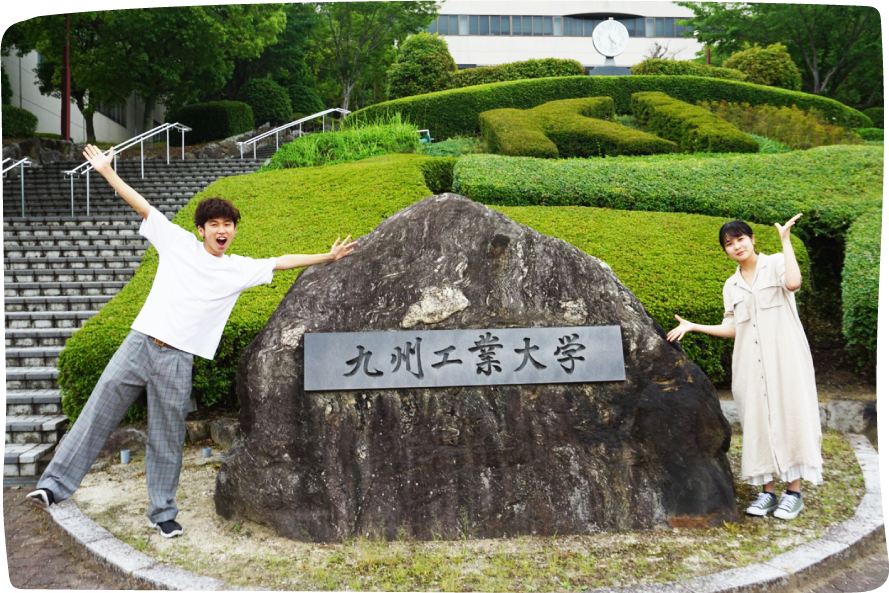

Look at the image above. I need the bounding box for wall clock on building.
[592,18,629,58]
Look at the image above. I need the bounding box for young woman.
[666,214,822,520]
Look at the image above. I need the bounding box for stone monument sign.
[215,193,738,542]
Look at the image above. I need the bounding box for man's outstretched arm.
[274,235,358,271]
[83,144,151,219]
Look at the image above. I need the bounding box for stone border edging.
[44,434,883,592]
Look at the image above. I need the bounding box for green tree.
[221,3,321,102]
[109,5,287,132]
[311,1,440,110]
[4,12,131,142]
[386,31,456,100]
[723,43,801,90]
[678,3,882,109]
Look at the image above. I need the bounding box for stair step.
[4,443,56,478]
[4,255,143,270]
[6,346,65,367]
[5,281,128,298]
[3,245,147,259]
[4,268,136,283]
[6,389,63,415]
[5,327,76,347]
[4,234,148,247]
[5,310,98,329]
[4,295,113,312]
[5,415,69,445]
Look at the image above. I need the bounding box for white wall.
[3,50,164,143]
[436,0,702,68]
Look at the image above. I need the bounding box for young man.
[27,144,357,538]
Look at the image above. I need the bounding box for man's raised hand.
[83,144,114,174]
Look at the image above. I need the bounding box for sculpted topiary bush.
[631,58,747,82]
[862,107,883,128]
[387,32,457,100]
[842,209,881,369]
[287,82,325,116]
[723,43,802,91]
[480,97,677,158]
[631,91,759,153]
[451,58,585,89]
[2,104,38,139]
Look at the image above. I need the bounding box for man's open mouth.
[216,237,227,246]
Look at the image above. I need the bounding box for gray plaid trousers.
[38,330,194,523]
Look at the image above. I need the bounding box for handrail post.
[276,130,279,152]
[86,170,90,216]
[70,174,74,217]
[166,127,170,164]
[323,114,325,132]
[140,139,145,179]
[113,152,118,196]
[181,128,185,160]
[253,143,257,159]
[20,160,26,217]
[239,144,243,159]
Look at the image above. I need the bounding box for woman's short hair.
[194,197,241,228]
[719,219,754,249]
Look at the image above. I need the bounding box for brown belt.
[151,337,179,351]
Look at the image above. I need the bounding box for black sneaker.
[26,488,55,509]
[149,519,184,538]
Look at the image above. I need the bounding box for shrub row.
[452,145,883,241]
[631,92,759,153]
[862,107,883,128]
[58,152,790,418]
[2,104,38,139]
[349,75,870,140]
[167,101,254,145]
[697,100,863,150]
[630,58,746,82]
[451,58,585,89]
[480,97,677,158]
[841,209,881,369]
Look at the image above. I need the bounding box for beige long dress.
[722,252,823,486]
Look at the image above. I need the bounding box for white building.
[429,1,703,71]
[3,50,164,143]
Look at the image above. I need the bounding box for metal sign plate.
[304,326,625,391]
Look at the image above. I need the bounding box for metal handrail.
[62,122,191,217]
[237,108,351,159]
[2,157,36,217]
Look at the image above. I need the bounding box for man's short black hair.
[195,198,240,228]
[719,219,754,250]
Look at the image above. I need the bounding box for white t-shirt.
[131,207,277,359]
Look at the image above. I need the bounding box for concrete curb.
[44,434,884,592]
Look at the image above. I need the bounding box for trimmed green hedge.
[451,58,585,89]
[453,145,883,241]
[631,58,747,82]
[167,101,254,144]
[480,97,677,158]
[631,91,759,153]
[2,104,38,139]
[855,128,883,141]
[841,209,881,368]
[348,75,871,140]
[237,78,293,127]
[57,153,808,419]
[863,107,883,128]
[419,157,456,194]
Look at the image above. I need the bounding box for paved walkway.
[4,484,888,591]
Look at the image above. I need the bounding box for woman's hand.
[666,314,695,342]
[775,213,803,243]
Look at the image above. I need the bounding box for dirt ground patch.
[72,432,864,592]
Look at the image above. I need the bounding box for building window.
[459,15,468,35]
[500,16,510,35]
[533,16,542,35]
[469,15,479,35]
[544,16,553,36]
[480,15,489,35]
[646,17,655,37]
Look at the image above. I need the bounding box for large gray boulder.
[215,193,738,541]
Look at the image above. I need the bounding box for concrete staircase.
[4,158,261,484]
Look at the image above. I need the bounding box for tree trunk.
[341,80,356,111]
[74,94,97,143]
[141,92,158,133]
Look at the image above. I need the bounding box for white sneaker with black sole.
[26,488,55,509]
[149,519,184,538]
